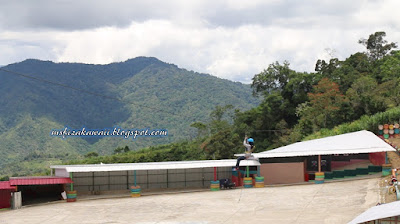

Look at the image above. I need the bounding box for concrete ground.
[0,178,379,224]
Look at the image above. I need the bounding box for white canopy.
[51,159,260,173]
[349,201,400,224]
[235,130,395,158]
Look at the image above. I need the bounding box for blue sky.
[1,0,399,83]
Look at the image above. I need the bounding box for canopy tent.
[51,159,260,174]
[235,130,395,158]
[349,201,400,224]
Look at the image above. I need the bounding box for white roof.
[349,201,400,224]
[50,159,260,173]
[236,130,395,158]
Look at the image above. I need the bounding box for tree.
[298,78,348,130]
[201,129,241,159]
[346,76,386,118]
[251,61,293,96]
[315,52,375,93]
[209,105,234,135]
[123,146,130,153]
[251,61,317,127]
[190,121,208,138]
[380,50,400,82]
[315,58,340,78]
[377,78,400,109]
[359,31,398,61]
[114,146,125,154]
[85,151,99,158]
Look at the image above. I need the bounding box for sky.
[1,0,400,83]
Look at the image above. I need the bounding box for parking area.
[0,178,379,224]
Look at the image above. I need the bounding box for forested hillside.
[0,57,259,176]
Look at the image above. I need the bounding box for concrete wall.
[260,162,305,185]
[67,167,232,193]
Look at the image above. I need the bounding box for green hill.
[0,57,259,173]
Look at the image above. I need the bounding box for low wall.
[260,162,305,185]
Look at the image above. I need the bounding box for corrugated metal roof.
[51,159,261,173]
[348,201,400,224]
[235,130,395,158]
[0,181,16,190]
[9,176,73,185]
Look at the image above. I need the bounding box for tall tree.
[346,76,386,118]
[380,50,400,82]
[359,31,397,61]
[201,130,241,159]
[298,78,348,130]
[251,61,316,127]
[251,61,293,95]
[209,105,234,134]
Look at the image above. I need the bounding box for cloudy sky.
[1,0,399,83]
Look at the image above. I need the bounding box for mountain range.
[0,57,259,174]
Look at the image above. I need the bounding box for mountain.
[0,57,259,172]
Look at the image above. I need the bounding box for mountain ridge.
[0,56,259,171]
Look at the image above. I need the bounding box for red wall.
[369,152,386,165]
[0,190,12,209]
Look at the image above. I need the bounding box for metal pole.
[134,170,137,187]
[202,168,204,187]
[92,172,94,191]
[318,155,321,172]
[246,166,249,177]
[167,169,169,188]
[214,167,217,181]
[70,172,73,191]
[126,171,129,189]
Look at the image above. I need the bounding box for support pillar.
[210,167,219,191]
[318,155,321,172]
[66,173,77,202]
[130,170,141,197]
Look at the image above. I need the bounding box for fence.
[67,167,232,192]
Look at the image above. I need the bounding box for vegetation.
[2,31,400,176]
[242,31,400,149]
[0,57,258,176]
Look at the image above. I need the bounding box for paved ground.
[0,178,379,224]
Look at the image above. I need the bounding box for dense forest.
[1,31,400,178]
[66,31,400,165]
